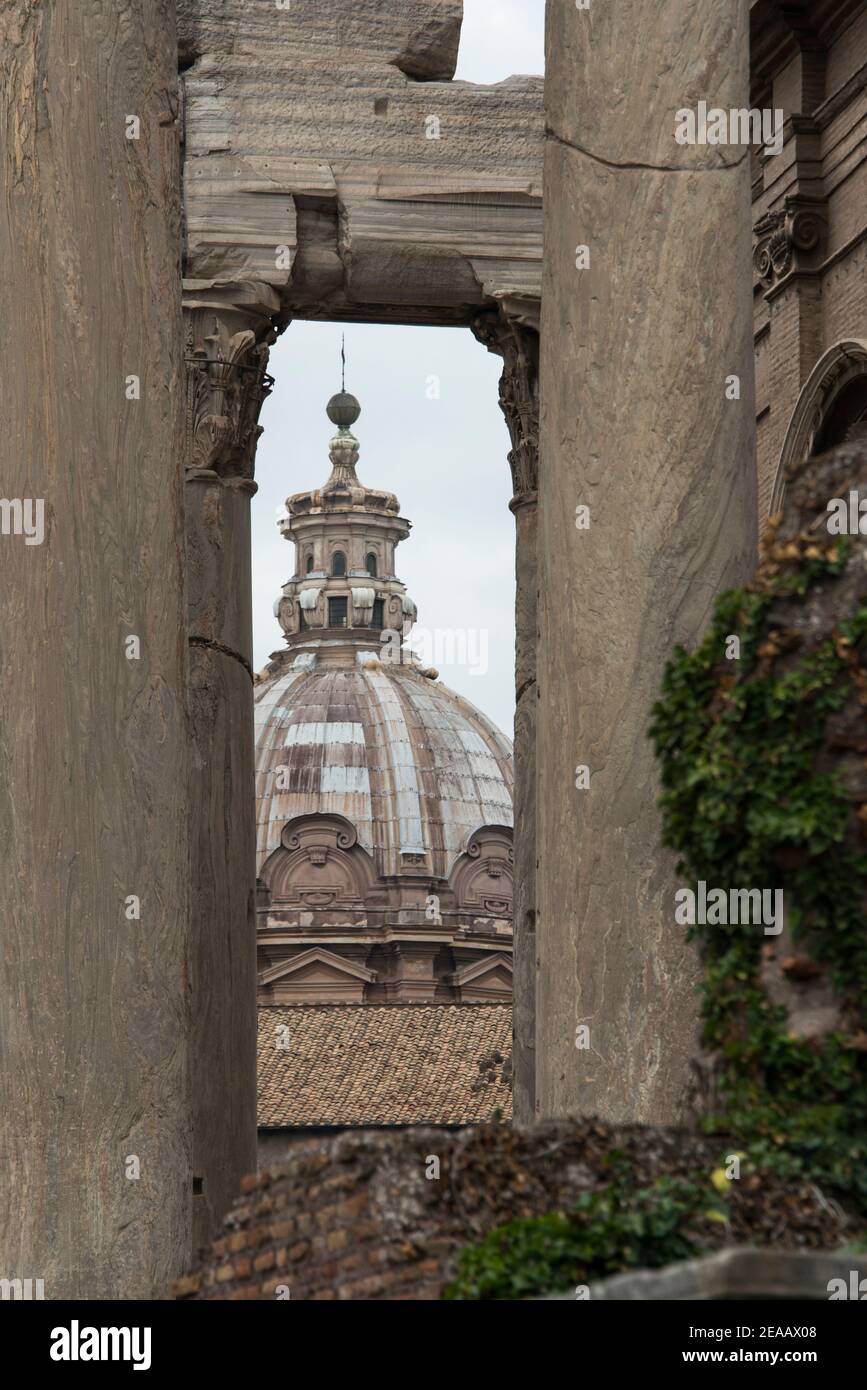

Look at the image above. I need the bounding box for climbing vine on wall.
[444,1169,726,1301]
[650,448,867,1215]
[444,449,867,1302]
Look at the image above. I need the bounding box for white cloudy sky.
[251,2,545,737]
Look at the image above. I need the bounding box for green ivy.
[443,1171,728,1301]
[649,537,867,1213]
[446,539,866,1301]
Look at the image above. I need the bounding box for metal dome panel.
[254,658,513,880]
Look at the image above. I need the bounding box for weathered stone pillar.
[183,285,278,1249]
[0,1,190,1297]
[474,310,539,1127]
[536,1,757,1122]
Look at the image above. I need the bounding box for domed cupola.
[274,391,416,648]
[254,388,514,1008]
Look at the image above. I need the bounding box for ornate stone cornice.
[753,195,827,292]
[472,308,539,504]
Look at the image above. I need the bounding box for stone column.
[183,285,278,1250]
[474,310,539,1127]
[0,1,190,1297]
[537,1,757,1123]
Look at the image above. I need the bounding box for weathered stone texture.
[0,0,190,1297]
[559,1248,867,1302]
[177,1122,856,1301]
[473,310,539,1123]
[536,0,758,1124]
[178,0,543,326]
[186,473,259,1253]
[179,0,463,78]
[184,307,271,1251]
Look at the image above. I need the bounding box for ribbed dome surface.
[254,657,513,879]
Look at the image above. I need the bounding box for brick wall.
[175,1122,855,1301]
[752,4,867,518]
[825,6,867,92]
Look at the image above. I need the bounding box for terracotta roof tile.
[258,1003,513,1127]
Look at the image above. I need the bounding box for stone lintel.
[179,0,543,328]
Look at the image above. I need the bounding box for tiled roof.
[258,1003,513,1127]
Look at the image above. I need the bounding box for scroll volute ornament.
[753,198,827,291]
[276,593,298,636]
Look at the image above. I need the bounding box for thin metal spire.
[341,333,346,392]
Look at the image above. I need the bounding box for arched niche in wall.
[771,340,867,515]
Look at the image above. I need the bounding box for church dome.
[253,388,513,1009]
[255,653,513,881]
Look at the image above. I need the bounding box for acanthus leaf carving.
[185,308,275,482]
[472,307,539,503]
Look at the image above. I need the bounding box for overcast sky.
[251,1,545,737]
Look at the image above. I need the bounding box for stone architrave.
[177,0,543,327]
[537,0,757,1123]
[0,1,191,1297]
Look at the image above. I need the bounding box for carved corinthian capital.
[184,293,278,485]
[472,309,540,506]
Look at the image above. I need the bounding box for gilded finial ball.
[326,391,361,430]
